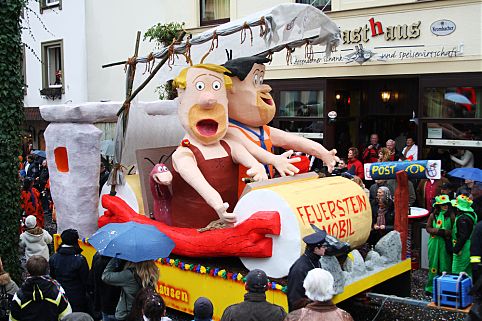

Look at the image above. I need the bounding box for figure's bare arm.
[226,130,300,176]
[268,126,339,172]
[172,147,235,224]
[226,139,268,182]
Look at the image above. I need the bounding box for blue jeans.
[102,312,118,321]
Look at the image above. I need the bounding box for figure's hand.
[246,164,269,182]
[215,202,236,226]
[380,225,386,230]
[272,150,301,177]
[321,149,340,173]
[374,224,379,230]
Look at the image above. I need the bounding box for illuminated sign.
[364,160,441,180]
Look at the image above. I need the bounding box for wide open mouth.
[260,96,273,106]
[196,119,219,136]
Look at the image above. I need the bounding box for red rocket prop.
[98,195,281,258]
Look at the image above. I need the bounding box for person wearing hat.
[220,269,286,321]
[49,229,90,313]
[424,195,455,294]
[451,195,478,275]
[19,215,52,261]
[287,230,327,312]
[192,297,213,321]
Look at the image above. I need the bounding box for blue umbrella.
[448,168,482,182]
[88,222,175,262]
[31,150,46,158]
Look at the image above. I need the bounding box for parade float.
[39,4,443,319]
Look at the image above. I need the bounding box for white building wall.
[22,0,88,107]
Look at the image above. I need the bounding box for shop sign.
[431,19,456,36]
[342,18,421,45]
[364,160,441,180]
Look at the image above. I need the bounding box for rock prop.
[365,249,384,271]
[320,255,345,294]
[374,231,402,264]
[343,249,366,276]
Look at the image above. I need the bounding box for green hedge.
[0,0,26,282]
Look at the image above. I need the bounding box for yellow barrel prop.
[235,175,372,278]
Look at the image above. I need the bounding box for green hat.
[451,194,474,213]
[433,194,451,207]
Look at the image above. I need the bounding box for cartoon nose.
[259,84,272,93]
[199,93,217,108]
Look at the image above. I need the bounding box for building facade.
[22,0,482,169]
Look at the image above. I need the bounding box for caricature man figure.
[167,64,268,229]
[223,56,339,193]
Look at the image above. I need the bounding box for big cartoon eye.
[212,80,221,90]
[259,75,264,84]
[161,165,169,172]
[195,81,205,91]
[253,74,259,86]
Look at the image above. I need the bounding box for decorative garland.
[158,257,287,293]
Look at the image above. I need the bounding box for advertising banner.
[364,160,441,180]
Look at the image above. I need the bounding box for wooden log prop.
[394,170,409,260]
[235,175,371,277]
[98,195,280,258]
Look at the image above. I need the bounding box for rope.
[124,56,137,73]
[259,16,267,37]
[143,52,155,75]
[305,40,314,60]
[167,37,177,70]
[240,22,253,45]
[200,31,219,64]
[285,46,293,65]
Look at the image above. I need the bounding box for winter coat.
[0,272,18,296]
[9,275,71,321]
[287,250,321,312]
[102,259,141,321]
[220,292,286,321]
[284,301,354,321]
[19,227,52,260]
[91,254,121,316]
[49,245,90,313]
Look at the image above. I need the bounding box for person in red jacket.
[362,133,381,164]
[347,147,364,180]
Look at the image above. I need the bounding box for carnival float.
[39,3,442,319]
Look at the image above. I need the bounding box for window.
[275,89,324,139]
[41,40,64,90]
[423,87,480,119]
[40,0,62,13]
[296,0,331,12]
[200,0,229,26]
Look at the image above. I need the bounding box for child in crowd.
[425,195,455,295]
[19,215,52,261]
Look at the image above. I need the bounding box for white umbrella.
[100,139,115,157]
[444,92,472,105]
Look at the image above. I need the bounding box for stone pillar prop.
[40,103,119,238]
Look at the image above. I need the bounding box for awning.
[24,107,46,121]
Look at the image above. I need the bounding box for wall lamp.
[380,90,391,103]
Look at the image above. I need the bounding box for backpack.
[0,285,11,321]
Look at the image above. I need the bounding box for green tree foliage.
[0,0,26,282]
[144,22,185,48]
[144,22,185,99]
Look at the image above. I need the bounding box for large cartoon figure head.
[223,56,276,127]
[174,64,232,145]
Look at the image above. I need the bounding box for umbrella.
[31,150,46,158]
[88,222,175,262]
[448,168,482,182]
[444,92,473,105]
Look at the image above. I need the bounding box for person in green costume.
[451,194,478,276]
[425,194,455,294]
